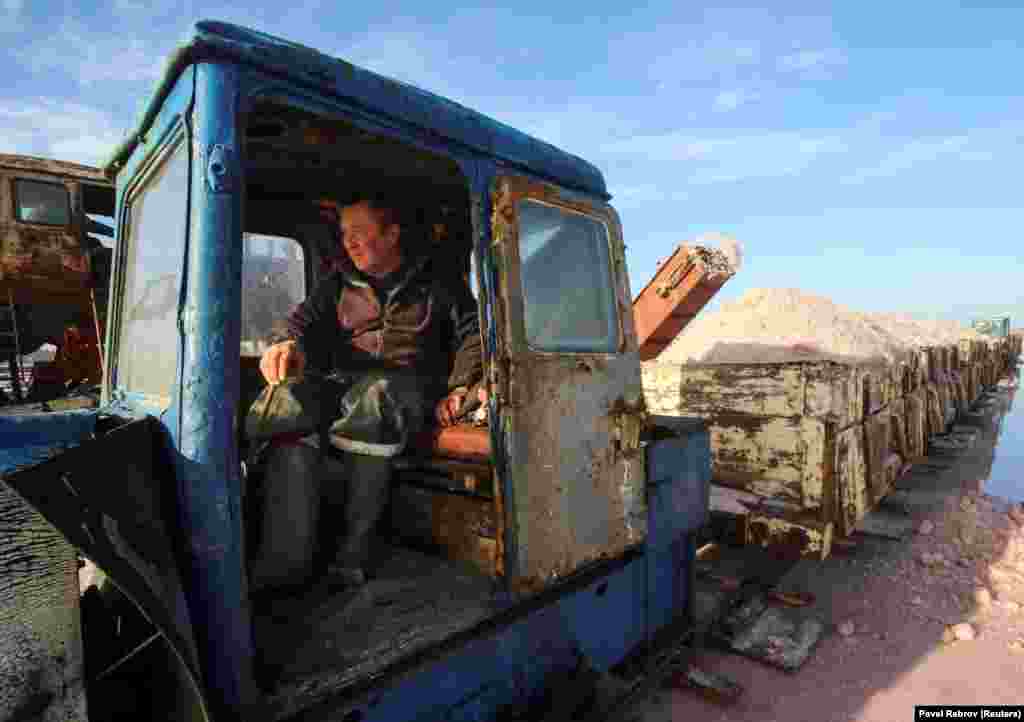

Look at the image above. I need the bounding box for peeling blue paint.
[0,409,97,477]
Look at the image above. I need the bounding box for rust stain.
[0,153,107,182]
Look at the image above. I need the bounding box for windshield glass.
[116,140,188,403]
[15,179,71,226]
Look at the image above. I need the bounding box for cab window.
[14,179,71,226]
[241,233,305,356]
[517,198,620,352]
[116,140,188,403]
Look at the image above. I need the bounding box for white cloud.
[840,135,974,184]
[601,130,848,184]
[0,99,123,166]
[50,133,122,166]
[778,48,846,73]
[15,17,166,87]
[645,34,762,88]
[335,29,467,102]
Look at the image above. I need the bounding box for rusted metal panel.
[632,243,736,361]
[389,483,499,577]
[682,414,834,512]
[924,383,945,436]
[863,410,897,507]
[745,508,833,559]
[833,422,867,537]
[644,362,807,418]
[889,397,909,461]
[491,175,647,594]
[0,159,111,346]
[644,360,865,428]
[802,362,865,428]
[0,154,107,183]
[706,414,806,505]
[904,388,928,459]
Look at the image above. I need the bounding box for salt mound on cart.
[865,313,985,347]
[658,288,915,365]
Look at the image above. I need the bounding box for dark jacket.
[283,252,482,400]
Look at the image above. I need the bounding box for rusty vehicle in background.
[0,154,115,403]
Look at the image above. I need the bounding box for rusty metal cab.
[0,155,114,403]
[0,155,114,349]
[1,20,710,722]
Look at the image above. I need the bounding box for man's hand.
[435,386,488,427]
[259,340,306,385]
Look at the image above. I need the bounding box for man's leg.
[326,452,392,586]
[324,372,430,586]
[248,439,322,593]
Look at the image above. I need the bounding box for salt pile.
[657,288,980,366]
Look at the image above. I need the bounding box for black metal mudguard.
[2,415,210,721]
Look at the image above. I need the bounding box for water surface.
[985,374,1024,503]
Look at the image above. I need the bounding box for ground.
[635,386,1024,722]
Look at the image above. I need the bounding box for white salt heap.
[657,287,983,366]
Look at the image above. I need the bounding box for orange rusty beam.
[633,244,736,361]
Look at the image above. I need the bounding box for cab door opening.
[239,100,503,716]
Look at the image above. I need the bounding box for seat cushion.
[410,424,491,462]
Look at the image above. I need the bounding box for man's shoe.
[327,564,367,588]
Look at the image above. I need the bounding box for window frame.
[110,130,189,408]
[12,177,72,227]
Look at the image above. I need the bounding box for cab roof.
[104,20,608,199]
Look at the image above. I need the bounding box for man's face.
[339,201,402,277]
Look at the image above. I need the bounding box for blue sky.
[2,0,1021,324]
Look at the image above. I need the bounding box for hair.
[350,194,404,231]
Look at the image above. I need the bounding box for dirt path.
[636,387,1024,722]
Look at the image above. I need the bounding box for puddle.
[984,371,1024,503]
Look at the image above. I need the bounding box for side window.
[116,141,188,403]
[516,199,620,352]
[14,179,71,226]
[241,233,305,356]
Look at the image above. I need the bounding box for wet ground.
[634,374,1024,722]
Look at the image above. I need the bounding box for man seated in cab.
[251,194,484,590]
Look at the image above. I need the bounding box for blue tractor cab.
[1,21,709,722]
